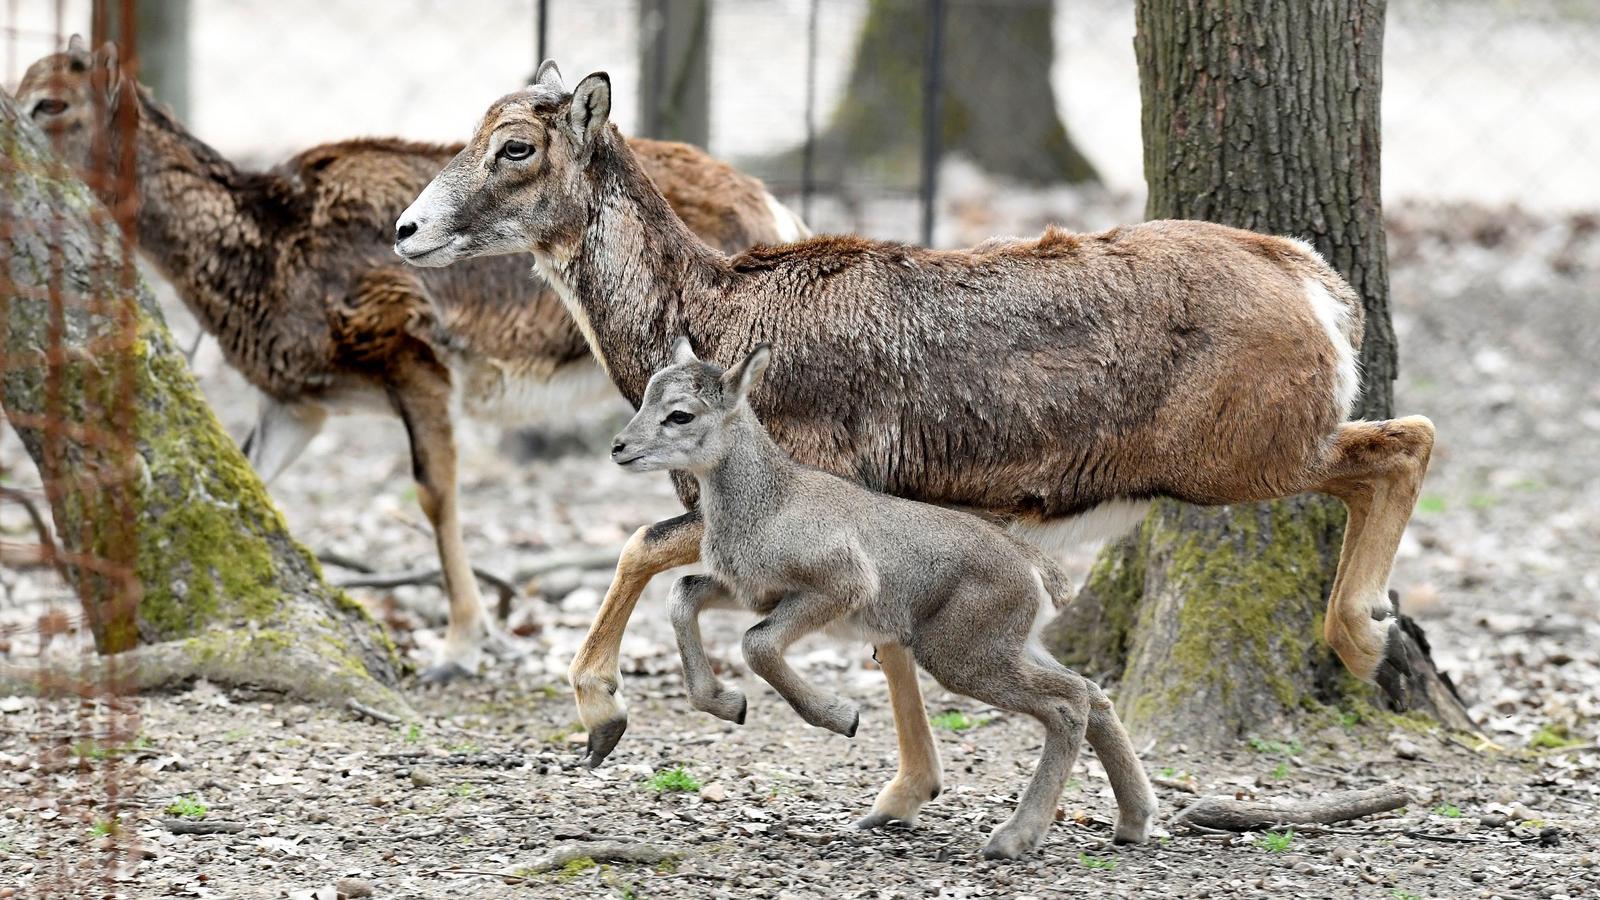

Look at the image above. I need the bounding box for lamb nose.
[396,221,418,241]
[611,441,626,454]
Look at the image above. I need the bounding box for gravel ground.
[2,200,1599,898]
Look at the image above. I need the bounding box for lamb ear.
[67,34,88,54]
[721,344,771,406]
[567,72,611,149]
[532,59,563,92]
[671,336,698,365]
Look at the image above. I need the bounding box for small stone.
[699,782,728,803]
[1479,813,1507,828]
[410,770,437,788]
[336,879,373,898]
[1471,872,1488,882]
[1392,739,1422,760]
[1510,804,1538,821]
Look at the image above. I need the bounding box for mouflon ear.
[93,41,123,100]
[721,344,771,406]
[67,34,88,55]
[532,59,564,92]
[567,72,611,150]
[671,336,698,366]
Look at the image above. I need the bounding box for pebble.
[699,782,728,803]
[1479,813,1508,827]
[410,771,436,788]
[335,879,373,898]
[1393,739,1422,760]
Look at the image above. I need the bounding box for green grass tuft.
[1528,723,1583,750]
[930,710,988,732]
[1260,829,1294,852]
[646,766,701,793]
[1433,803,1462,818]
[164,796,208,820]
[1079,853,1117,870]
[1248,737,1302,755]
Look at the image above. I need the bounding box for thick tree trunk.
[0,90,404,712]
[1045,0,1471,748]
[637,0,710,148]
[765,0,1099,188]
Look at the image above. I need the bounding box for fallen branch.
[163,819,247,835]
[1171,785,1410,832]
[520,840,683,874]
[346,697,403,725]
[0,484,65,576]
[511,548,621,583]
[332,566,518,612]
[1152,775,1200,794]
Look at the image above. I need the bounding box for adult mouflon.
[395,62,1436,785]
[18,40,805,681]
[612,339,1158,859]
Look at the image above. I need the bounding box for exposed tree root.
[1171,785,1411,832]
[0,629,411,717]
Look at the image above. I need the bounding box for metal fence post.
[801,0,821,224]
[920,0,946,247]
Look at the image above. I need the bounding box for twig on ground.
[332,566,518,610]
[1152,775,1201,794]
[520,840,683,873]
[163,819,247,835]
[0,484,65,576]
[427,869,525,884]
[1171,785,1411,832]
[511,548,621,583]
[346,697,403,725]
[316,551,376,573]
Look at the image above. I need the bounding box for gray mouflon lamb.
[610,338,1157,859]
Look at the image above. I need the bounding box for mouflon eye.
[32,99,69,117]
[499,140,534,161]
[664,410,695,426]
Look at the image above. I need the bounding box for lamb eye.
[664,410,695,426]
[32,99,69,117]
[499,140,533,161]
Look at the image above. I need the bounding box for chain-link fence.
[0,1,1596,894]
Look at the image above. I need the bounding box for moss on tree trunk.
[1045,0,1470,747]
[0,90,404,713]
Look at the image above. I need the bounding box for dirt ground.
[2,201,1599,898]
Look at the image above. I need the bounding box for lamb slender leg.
[1083,681,1157,844]
[741,594,860,737]
[668,574,747,723]
[856,643,942,829]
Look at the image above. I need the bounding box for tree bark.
[764,0,1099,188]
[0,89,404,713]
[1045,0,1471,748]
[637,0,711,148]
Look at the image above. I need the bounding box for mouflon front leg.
[741,592,860,737]
[668,574,747,724]
[571,511,704,767]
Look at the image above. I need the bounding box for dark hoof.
[417,662,473,686]
[1374,622,1413,707]
[736,697,748,726]
[579,717,629,769]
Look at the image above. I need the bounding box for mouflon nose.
[396,221,418,242]
[611,440,626,456]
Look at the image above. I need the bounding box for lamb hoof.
[855,810,914,831]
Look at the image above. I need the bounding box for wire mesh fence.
[0,1,1596,894]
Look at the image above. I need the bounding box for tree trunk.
[0,89,404,713]
[97,0,191,123]
[765,0,1099,188]
[1045,0,1471,748]
[638,0,711,148]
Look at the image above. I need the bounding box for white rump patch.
[762,192,810,243]
[1303,277,1361,419]
[1009,499,1153,558]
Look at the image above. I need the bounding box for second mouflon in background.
[610,339,1158,860]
